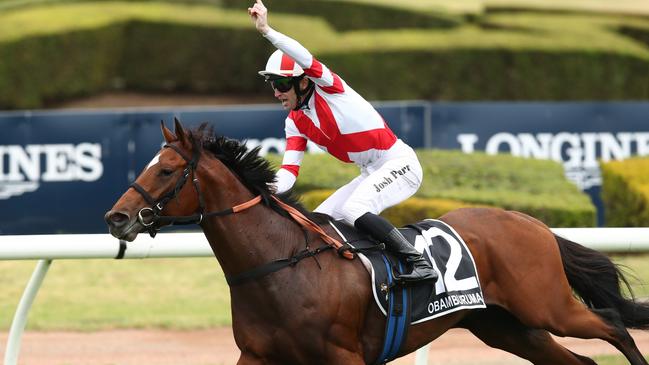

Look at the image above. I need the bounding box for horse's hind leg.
[459,306,596,365]
[542,303,648,365]
[594,308,648,365]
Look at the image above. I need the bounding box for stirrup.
[394,267,438,284]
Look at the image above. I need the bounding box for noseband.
[129,140,261,237]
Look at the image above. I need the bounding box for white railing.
[2,228,649,365]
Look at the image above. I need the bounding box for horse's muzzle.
[105,210,129,228]
[104,210,141,241]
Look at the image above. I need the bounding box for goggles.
[269,77,294,93]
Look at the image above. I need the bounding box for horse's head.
[105,118,202,241]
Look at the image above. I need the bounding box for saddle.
[330,219,486,364]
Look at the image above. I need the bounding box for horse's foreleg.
[461,306,596,365]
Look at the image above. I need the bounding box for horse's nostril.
[106,211,130,228]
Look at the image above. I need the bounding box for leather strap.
[271,196,353,260]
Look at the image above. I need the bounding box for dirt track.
[2,327,648,365]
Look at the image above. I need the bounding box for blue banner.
[1,102,647,234]
[428,102,649,224]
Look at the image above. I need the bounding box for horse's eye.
[159,168,174,177]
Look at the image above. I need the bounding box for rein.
[271,196,353,260]
[129,139,354,285]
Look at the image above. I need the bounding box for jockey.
[248,0,437,284]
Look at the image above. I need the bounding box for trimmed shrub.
[325,50,649,101]
[4,31,649,108]
[220,0,460,31]
[0,25,125,109]
[266,150,596,227]
[120,21,273,94]
[300,189,490,227]
[601,157,649,226]
[1,2,649,108]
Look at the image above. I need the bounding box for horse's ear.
[173,117,188,145]
[161,120,176,143]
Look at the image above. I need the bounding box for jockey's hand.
[248,0,270,34]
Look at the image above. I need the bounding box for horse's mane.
[189,123,328,224]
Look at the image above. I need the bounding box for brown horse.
[105,119,649,365]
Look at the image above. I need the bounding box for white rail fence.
[2,228,649,365]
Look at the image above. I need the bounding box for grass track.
[1,253,648,331]
[0,257,231,331]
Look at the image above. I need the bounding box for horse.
[105,118,649,365]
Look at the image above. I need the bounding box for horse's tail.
[555,234,649,329]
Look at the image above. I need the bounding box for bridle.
[129,139,261,237]
[127,137,355,286]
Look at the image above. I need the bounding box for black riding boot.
[355,212,438,284]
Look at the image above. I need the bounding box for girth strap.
[226,245,333,286]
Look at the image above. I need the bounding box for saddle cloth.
[329,219,486,324]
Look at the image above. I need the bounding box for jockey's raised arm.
[248,0,437,284]
[263,29,344,93]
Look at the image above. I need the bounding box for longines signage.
[0,143,103,199]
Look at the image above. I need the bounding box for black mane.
[188,123,324,222]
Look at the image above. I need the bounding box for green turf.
[611,253,649,298]
[0,258,231,331]
[1,253,648,331]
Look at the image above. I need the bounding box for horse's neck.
[197,169,305,279]
[202,203,305,275]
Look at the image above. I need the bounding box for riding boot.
[354,212,438,284]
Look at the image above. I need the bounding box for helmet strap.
[293,78,315,111]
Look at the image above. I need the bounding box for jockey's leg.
[313,175,364,219]
[338,156,436,283]
[355,212,438,283]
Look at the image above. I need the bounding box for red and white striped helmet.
[258,50,304,79]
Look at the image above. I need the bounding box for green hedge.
[0,0,461,30]
[3,29,649,108]
[323,49,649,101]
[620,26,649,48]
[120,21,273,94]
[301,189,490,227]
[1,1,649,108]
[0,25,125,108]
[601,157,649,227]
[0,22,275,108]
[267,150,596,227]
[220,0,460,31]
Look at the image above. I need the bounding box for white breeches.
[314,141,423,225]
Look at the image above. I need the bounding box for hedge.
[119,21,274,94]
[220,0,460,31]
[600,157,649,227]
[3,32,649,108]
[0,25,125,109]
[1,2,649,108]
[324,50,649,101]
[266,150,596,227]
[300,189,491,227]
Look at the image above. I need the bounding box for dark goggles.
[269,77,294,92]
